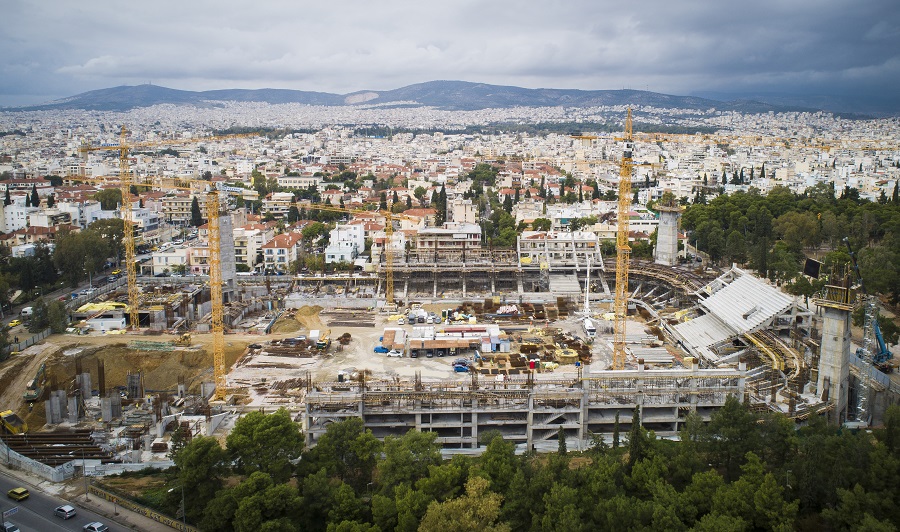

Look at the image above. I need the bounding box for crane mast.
[117,126,140,329]
[613,109,634,370]
[207,191,226,401]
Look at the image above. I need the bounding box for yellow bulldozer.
[172,333,192,347]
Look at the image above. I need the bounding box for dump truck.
[0,410,27,434]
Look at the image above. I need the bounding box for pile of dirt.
[294,305,325,331]
[270,317,302,334]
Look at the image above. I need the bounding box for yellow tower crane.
[206,190,227,400]
[78,128,255,328]
[612,109,634,370]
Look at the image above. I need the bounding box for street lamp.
[168,485,186,528]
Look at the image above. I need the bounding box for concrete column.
[654,207,681,266]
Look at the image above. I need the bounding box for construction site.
[2,118,899,481]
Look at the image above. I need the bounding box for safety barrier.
[89,484,198,532]
[0,439,74,482]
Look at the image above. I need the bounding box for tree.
[94,188,122,210]
[30,184,39,207]
[170,436,228,524]
[418,477,510,532]
[87,219,125,264]
[627,406,651,469]
[226,408,304,483]
[287,205,300,223]
[190,197,204,227]
[3,188,10,206]
[376,430,442,494]
[532,218,552,232]
[302,418,382,492]
[46,193,55,208]
[47,300,68,333]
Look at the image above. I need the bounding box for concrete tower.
[654,204,682,266]
[814,286,854,424]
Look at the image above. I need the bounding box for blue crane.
[844,238,893,370]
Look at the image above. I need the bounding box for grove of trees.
[120,401,900,531]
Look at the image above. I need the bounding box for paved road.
[0,471,124,532]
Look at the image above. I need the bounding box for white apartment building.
[414,223,481,253]
[233,224,275,269]
[324,224,365,264]
[276,174,322,191]
[262,192,294,219]
[517,230,602,268]
[447,198,477,224]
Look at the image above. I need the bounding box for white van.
[20,307,33,318]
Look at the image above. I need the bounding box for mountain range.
[6,80,862,115]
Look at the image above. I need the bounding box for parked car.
[1,521,21,532]
[387,349,403,358]
[374,346,389,353]
[82,523,109,532]
[7,320,21,328]
[397,317,405,325]
[7,487,28,501]
[54,505,76,519]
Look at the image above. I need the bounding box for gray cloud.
[2,0,898,108]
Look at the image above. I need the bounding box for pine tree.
[24,193,30,207]
[750,167,755,181]
[893,182,899,204]
[47,194,55,208]
[4,188,11,206]
[30,184,39,207]
[612,412,620,448]
[190,197,204,227]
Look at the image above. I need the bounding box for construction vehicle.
[172,333,192,347]
[844,238,893,372]
[0,410,27,434]
[23,363,45,402]
[316,329,332,350]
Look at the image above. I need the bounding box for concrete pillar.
[101,398,113,422]
[655,207,681,266]
[68,396,79,424]
[817,305,852,424]
[80,372,91,401]
[462,275,467,298]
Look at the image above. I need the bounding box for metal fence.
[0,439,74,482]
[89,484,198,532]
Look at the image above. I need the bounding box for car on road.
[1,521,21,532]
[387,349,403,357]
[397,317,405,325]
[374,346,389,353]
[54,505,76,519]
[111,269,121,275]
[7,487,29,501]
[82,523,109,532]
[7,320,21,328]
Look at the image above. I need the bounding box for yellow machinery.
[0,410,27,434]
[207,190,227,400]
[316,329,332,350]
[172,333,192,347]
[612,109,634,370]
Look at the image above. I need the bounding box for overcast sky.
[2,0,898,108]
